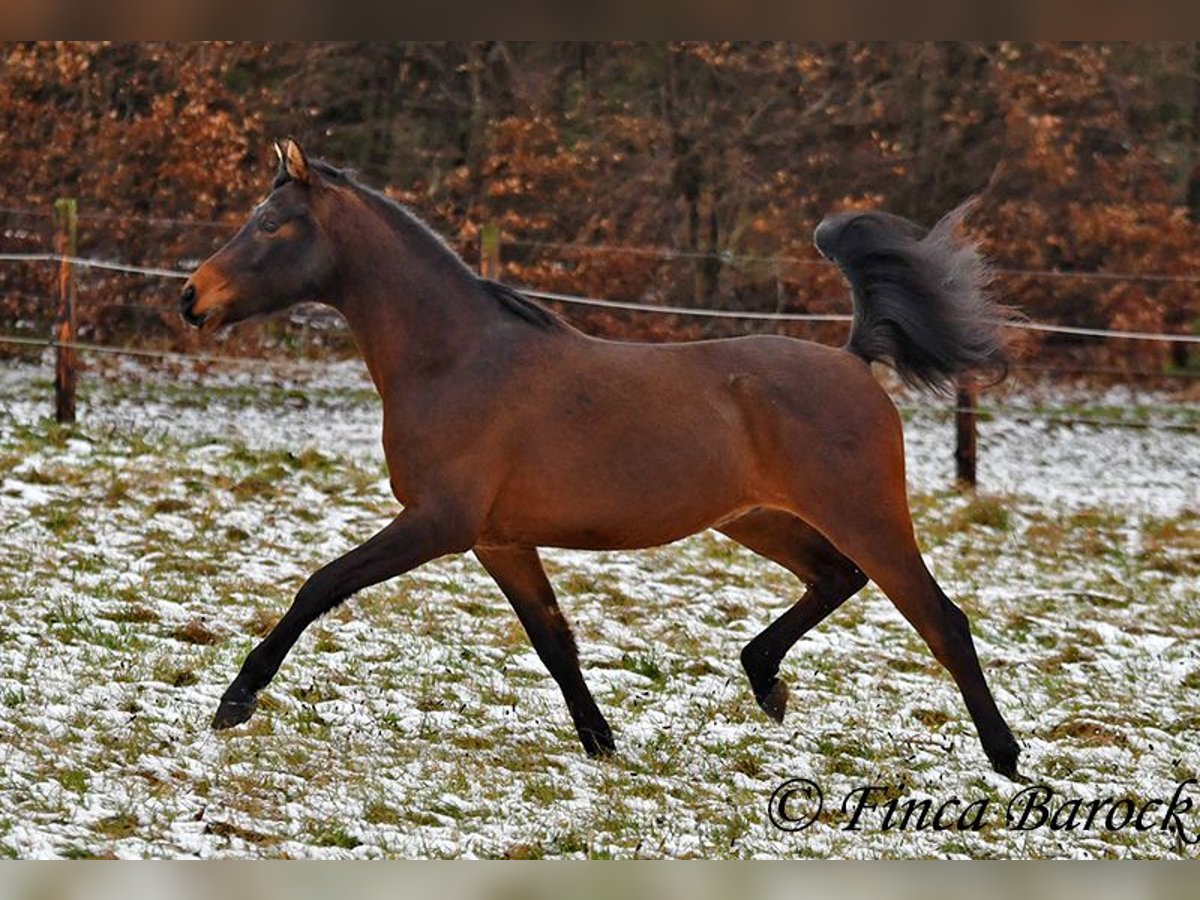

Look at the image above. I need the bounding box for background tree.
[1,41,1196,371]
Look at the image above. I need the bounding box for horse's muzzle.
[180,282,203,327]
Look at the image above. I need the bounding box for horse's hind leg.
[719,510,866,723]
[928,578,1022,774]
[795,486,1021,778]
[869,544,1019,777]
[474,545,614,757]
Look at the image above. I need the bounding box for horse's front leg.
[475,545,614,757]
[211,506,475,729]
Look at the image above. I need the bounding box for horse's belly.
[479,502,750,551]
[480,444,755,550]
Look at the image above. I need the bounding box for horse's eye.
[260,218,280,234]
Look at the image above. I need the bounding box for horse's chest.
[378,407,484,507]
[380,439,423,506]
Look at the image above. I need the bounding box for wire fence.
[0,332,327,370]
[508,235,1200,284]
[6,199,1200,284]
[2,205,1198,478]
[3,250,1200,342]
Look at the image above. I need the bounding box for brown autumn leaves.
[1,42,1198,373]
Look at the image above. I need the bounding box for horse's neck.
[324,206,498,399]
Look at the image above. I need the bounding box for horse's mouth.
[181,275,235,332]
[182,304,229,335]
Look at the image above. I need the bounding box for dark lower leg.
[213,510,471,729]
[719,510,866,722]
[475,546,613,757]
[739,573,863,721]
[922,586,1021,777]
[868,555,1020,777]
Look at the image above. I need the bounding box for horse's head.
[181,139,337,332]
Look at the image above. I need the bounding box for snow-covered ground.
[0,355,1197,858]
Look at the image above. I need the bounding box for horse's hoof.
[988,738,1023,782]
[211,696,257,730]
[580,722,616,758]
[756,679,789,724]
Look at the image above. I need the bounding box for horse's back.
[607,333,899,441]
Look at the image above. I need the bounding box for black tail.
[814,201,1015,395]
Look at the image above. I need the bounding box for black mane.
[477,279,566,331]
[281,159,565,332]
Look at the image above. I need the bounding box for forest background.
[3,41,1199,373]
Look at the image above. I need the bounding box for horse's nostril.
[180,284,196,309]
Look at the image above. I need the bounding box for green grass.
[0,365,1197,858]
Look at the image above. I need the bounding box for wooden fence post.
[53,198,78,424]
[955,378,978,489]
[480,222,500,280]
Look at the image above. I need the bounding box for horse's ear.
[272,140,285,167]
[281,137,310,185]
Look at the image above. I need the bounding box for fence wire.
[3,251,1200,342]
[1,226,1198,436]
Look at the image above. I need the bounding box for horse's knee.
[805,556,867,617]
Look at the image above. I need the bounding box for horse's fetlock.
[740,642,778,691]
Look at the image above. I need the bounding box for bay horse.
[181,139,1021,778]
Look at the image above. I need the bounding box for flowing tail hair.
[813,200,1017,395]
